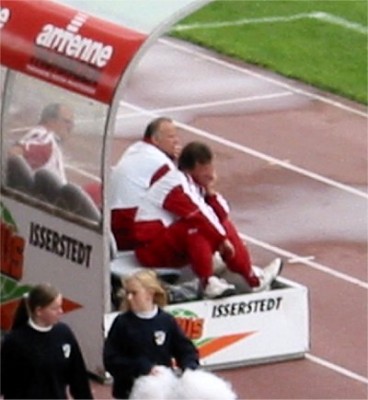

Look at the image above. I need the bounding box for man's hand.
[218,238,235,260]
[204,170,217,196]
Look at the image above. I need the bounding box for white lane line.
[176,122,368,199]
[312,11,367,35]
[160,38,368,118]
[288,255,315,264]
[65,164,101,181]
[173,11,367,36]
[239,232,368,290]
[123,99,368,200]
[306,354,368,385]
[174,12,314,31]
[116,91,293,118]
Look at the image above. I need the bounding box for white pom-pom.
[129,366,178,400]
[177,369,237,400]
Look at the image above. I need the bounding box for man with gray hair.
[110,117,181,250]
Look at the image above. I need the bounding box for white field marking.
[307,11,367,35]
[174,12,313,31]
[173,11,367,36]
[288,255,315,264]
[239,232,368,290]
[65,164,101,181]
[268,158,290,166]
[121,100,368,200]
[13,90,291,132]
[306,353,368,385]
[116,91,293,119]
[160,38,368,118]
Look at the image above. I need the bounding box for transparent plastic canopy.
[55,0,207,34]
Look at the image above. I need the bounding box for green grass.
[171,0,368,104]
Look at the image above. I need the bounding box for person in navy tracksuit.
[103,270,199,399]
[0,283,93,399]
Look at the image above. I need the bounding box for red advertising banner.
[0,0,147,104]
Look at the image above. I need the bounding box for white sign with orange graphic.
[169,280,309,367]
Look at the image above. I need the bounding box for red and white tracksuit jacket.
[134,169,260,287]
[18,126,67,184]
[110,141,176,250]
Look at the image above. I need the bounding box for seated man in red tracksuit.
[110,117,181,250]
[133,141,283,299]
[10,103,74,184]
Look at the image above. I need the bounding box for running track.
[91,36,367,399]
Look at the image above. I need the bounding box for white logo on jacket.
[154,330,166,346]
[62,343,71,358]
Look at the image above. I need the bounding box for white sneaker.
[204,276,236,299]
[252,258,283,293]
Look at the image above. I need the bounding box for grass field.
[171,0,368,105]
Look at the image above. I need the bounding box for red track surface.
[91,38,367,399]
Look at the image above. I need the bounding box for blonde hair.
[122,270,167,310]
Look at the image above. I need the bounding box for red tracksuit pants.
[111,208,137,251]
[135,218,260,287]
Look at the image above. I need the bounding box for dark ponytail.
[11,284,60,330]
[11,295,29,330]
